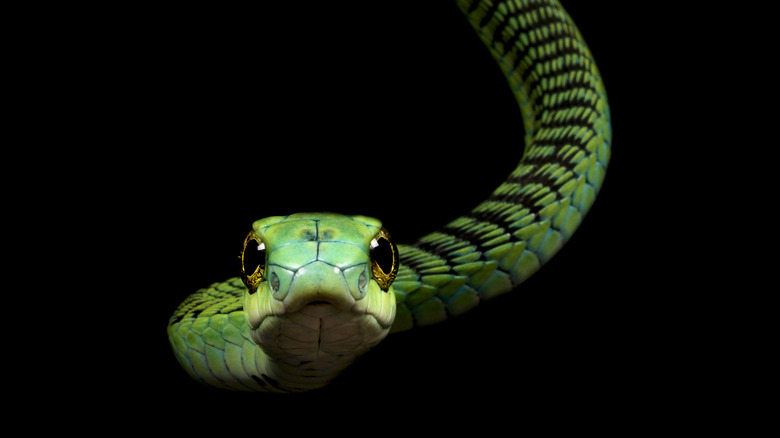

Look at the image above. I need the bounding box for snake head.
[239,213,398,371]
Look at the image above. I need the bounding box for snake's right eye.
[240,231,266,293]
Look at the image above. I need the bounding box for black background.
[74,0,700,431]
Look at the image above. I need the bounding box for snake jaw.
[244,270,396,377]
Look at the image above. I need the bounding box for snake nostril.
[270,272,280,292]
[358,268,368,294]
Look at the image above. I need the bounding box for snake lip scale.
[168,0,611,393]
[282,288,355,314]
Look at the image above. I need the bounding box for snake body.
[168,0,611,392]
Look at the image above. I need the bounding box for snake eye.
[370,228,398,292]
[241,230,266,293]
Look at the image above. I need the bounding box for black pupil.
[244,240,265,274]
[372,238,394,274]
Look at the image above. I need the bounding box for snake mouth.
[293,299,352,320]
[278,296,359,326]
[283,289,356,314]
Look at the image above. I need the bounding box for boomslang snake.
[168,0,611,393]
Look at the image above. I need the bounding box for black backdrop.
[94,0,677,429]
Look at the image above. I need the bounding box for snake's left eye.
[241,230,266,293]
[370,228,399,292]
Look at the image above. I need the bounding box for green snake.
[168,0,611,393]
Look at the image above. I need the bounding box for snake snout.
[279,261,358,313]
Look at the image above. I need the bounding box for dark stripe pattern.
[390,0,611,331]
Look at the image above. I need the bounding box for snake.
[167,0,611,393]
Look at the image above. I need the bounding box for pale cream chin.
[244,281,396,390]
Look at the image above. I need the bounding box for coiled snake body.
[168,0,611,393]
